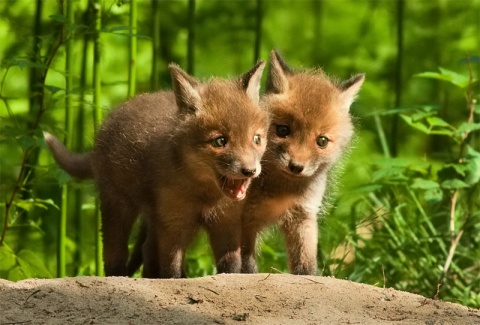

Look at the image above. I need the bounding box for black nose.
[241,168,256,177]
[288,162,304,174]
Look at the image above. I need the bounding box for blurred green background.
[1,0,479,307]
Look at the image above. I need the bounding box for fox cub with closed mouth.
[241,51,365,275]
[45,61,268,278]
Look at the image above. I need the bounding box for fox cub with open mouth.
[241,51,365,275]
[45,61,268,278]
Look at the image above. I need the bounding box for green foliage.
[0,0,479,309]
[319,65,480,307]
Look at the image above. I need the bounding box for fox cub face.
[171,62,269,200]
[262,51,364,178]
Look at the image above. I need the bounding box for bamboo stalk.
[187,0,195,75]
[92,0,103,276]
[58,0,75,278]
[72,2,90,275]
[128,0,137,98]
[390,0,405,158]
[1,0,65,247]
[151,0,161,90]
[253,0,262,64]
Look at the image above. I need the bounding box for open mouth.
[220,176,252,201]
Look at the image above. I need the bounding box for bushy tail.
[44,132,94,179]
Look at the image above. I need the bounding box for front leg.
[143,219,198,278]
[204,211,242,274]
[240,217,261,273]
[281,205,318,275]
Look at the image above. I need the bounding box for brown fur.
[240,51,365,275]
[45,62,269,278]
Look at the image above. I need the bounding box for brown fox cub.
[45,61,269,278]
[240,51,364,275]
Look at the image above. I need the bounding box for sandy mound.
[1,274,479,324]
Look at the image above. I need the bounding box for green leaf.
[9,59,46,70]
[411,110,437,122]
[438,67,471,88]
[465,146,480,185]
[49,14,68,23]
[426,116,452,128]
[411,179,439,190]
[17,250,53,278]
[401,114,454,136]
[401,114,430,133]
[14,133,42,150]
[455,122,480,135]
[351,184,383,194]
[474,104,480,115]
[8,266,28,281]
[44,84,65,95]
[440,179,469,190]
[416,68,471,88]
[440,164,467,178]
[15,198,59,212]
[423,189,443,203]
[0,244,17,272]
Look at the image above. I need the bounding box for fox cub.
[240,51,365,275]
[45,62,269,278]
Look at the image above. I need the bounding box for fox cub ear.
[168,63,202,115]
[240,60,266,105]
[266,50,293,94]
[340,74,365,112]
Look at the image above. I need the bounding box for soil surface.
[1,274,479,324]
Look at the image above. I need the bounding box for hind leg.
[99,189,138,276]
[142,202,200,278]
[143,222,198,278]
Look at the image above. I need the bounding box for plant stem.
[1,0,65,246]
[92,0,103,276]
[390,0,405,158]
[128,0,137,98]
[187,0,195,75]
[58,0,75,278]
[373,113,391,159]
[435,58,476,297]
[151,0,161,90]
[253,0,263,64]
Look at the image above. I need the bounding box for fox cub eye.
[211,136,227,148]
[276,125,290,138]
[316,136,329,148]
[253,134,261,145]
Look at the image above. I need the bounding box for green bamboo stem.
[187,0,195,75]
[58,0,75,278]
[93,0,102,130]
[151,0,161,90]
[128,0,137,98]
[253,0,262,64]
[72,3,90,275]
[390,0,405,158]
[92,0,103,276]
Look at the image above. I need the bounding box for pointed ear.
[266,50,292,94]
[340,74,365,112]
[168,63,202,115]
[239,60,265,104]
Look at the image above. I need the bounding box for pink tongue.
[225,178,248,200]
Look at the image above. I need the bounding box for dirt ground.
[1,274,479,324]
